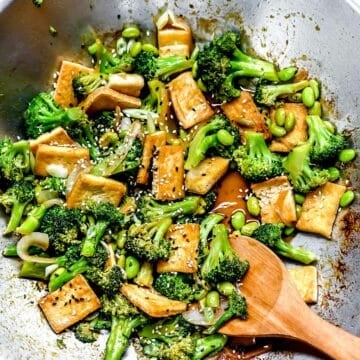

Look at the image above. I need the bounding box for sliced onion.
[17,232,56,264]
[45,264,59,278]
[66,162,90,195]
[46,164,68,178]
[120,116,132,131]
[42,198,64,209]
[101,241,117,270]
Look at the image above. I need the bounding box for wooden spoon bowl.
[220,234,360,360]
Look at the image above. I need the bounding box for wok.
[0,0,359,359]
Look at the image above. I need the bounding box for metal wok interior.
[0,0,359,359]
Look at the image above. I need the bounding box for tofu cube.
[169,72,214,129]
[137,131,167,185]
[185,157,230,195]
[288,266,318,304]
[54,60,93,107]
[152,145,185,201]
[34,144,90,177]
[296,182,346,239]
[67,173,126,208]
[157,223,200,273]
[108,73,145,97]
[38,275,101,333]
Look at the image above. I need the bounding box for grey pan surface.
[0,0,359,359]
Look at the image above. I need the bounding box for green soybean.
[328,167,340,182]
[129,41,142,57]
[231,211,246,230]
[116,230,127,248]
[308,101,322,116]
[116,37,127,55]
[125,256,140,279]
[122,26,140,39]
[284,111,296,132]
[193,288,208,301]
[142,43,159,55]
[277,66,298,82]
[247,196,261,217]
[339,149,356,163]
[294,193,305,205]
[275,108,286,126]
[284,226,295,236]
[241,222,259,236]
[296,204,302,219]
[217,282,235,296]
[117,254,126,269]
[206,291,220,308]
[217,129,234,146]
[339,190,355,208]
[323,121,335,134]
[302,87,315,108]
[309,79,320,100]
[270,123,286,137]
[288,93,303,103]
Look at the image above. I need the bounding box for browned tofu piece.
[54,60,93,107]
[38,275,101,333]
[296,182,346,239]
[221,91,270,141]
[169,72,214,129]
[288,266,318,304]
[185,157,230,195]
[34,144,90,177]
[270,103,308,152]
[108,73,145,97]
[251,176,297,226]
[137,131,167,185]
[157,224,200,273]
[158,17,193,58]
[30,127,77,153]
[67,173,126,208]
[121,284,187,318]
[152,145,185,201]
[79,87,141,114]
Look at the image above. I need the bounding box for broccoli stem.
[193,334,228,360]
[4,202,27,235]
[275,239,317,265]
[2,245,18,257]
[156,56,194,79]
[81,220,109,257]
[20,261,48,280]
[16,203,48,235]
[203,306,235,335]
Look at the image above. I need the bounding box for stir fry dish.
[0,8,357,360]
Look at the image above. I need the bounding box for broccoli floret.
[306,115,347,164]
[101,293,148,360]
[252,223,317,264]
[125,217,172,262]
[0,181,35,235]
[185,115,238,170]
[88,39,134,74]
[154,272,195,302]
[81,201,124,257]
[233,131,283,182]
[74,322,98,343]
[283,142,330,194]
[133,51,193,81]
[197,31,279,103]
[254,80,309,106]
[72,72,108,100]
[0,138,34,183]
[35,177,66,202]
[39,205,83,254]
[201,224,249,286]
[137,194,204,222]
[204,290,247,334]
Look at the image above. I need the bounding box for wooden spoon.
[220,234,360,360]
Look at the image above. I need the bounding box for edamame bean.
[231,211,246,230]
[193,288,208,301]
[116,37,127,56]
[129,41,142,57]
[117,254,126,269]
[142,43,159,55]
[270,123,286,137]
[338,149,356,163]
[247,196,260,217]
[328,167,340,182]
[277,66,298,82]
[241,222,259,236]
[122,26,140,39]
[308,101,322,116]
[339,190,355,208]
[217,129,234,146]
[116,230,127,248]
[296,204,302,219]
[284,111,296,132]
[309,79,320,100]
[125,256,140,279]
[302,87,315,108]
[294,193,305,205]
[288,93,303,103]
[206,291,220,308]
[284,226,295,236]
[323,121,335,134]
[217,282,235,296]
[275,108,286,126]
[110,243,117,251]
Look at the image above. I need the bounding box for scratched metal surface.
[0,0,359,359]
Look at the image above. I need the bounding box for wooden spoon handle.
[293,308,360,360]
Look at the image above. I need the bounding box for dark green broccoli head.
[74,322,98,343]
[252,223,282,248]
[8,181,35,204]
[233,131,283,182]
[133,51,157,81]
[83,201,124,225]
[101,293,139,318]
[154,272,195,302]
[72,72,108,100]
[86,244,108,269]
[227,290,248,319]
[36,177,66,199]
